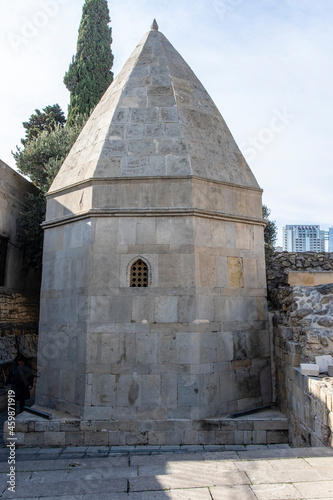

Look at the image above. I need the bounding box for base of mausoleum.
[3,406,289,448]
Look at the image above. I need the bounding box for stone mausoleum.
[33,21,272,445]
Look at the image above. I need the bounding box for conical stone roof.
[50,23,259,193]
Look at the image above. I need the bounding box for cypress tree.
[64,0,114,124]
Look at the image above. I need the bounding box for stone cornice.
[42,207,266,229]
[46,175,263,198]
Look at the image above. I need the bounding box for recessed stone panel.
[228,257,244,288]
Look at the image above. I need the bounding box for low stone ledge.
[253,419,289,431]
[287,367,333,448]
[3,412,290,448]
[64,432,85,446]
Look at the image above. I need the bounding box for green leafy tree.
[13,112,86,271]
[20,192,46,272]
[22,104,66,145]
[14,0,114,271]
[64,0,114,124]
[14,115,85,192]
[263,204,278,264]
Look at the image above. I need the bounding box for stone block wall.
[0,288,39,410]
[272,283,333,363]
[269,252,333,448]
[0,160,40,407]
[4,407,289,447]
[0,288,40,326]
[0,160,41,294]
[274,324,333,447]
[267,251,333,308]
[36,213,271,423]
[0,288,39,368]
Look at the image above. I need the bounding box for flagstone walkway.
[0,443,332,499]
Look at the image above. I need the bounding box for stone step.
[200,408,289,445]
[3,407,289,448]
[202,408,289,446]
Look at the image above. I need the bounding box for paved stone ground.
[0,442,333,499]
[1,407,333,499]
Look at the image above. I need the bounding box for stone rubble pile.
[300,355,333,377]
[267,252,333,308]
[272,283,333,363]
[269,252,333,447]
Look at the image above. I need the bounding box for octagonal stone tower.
[36,21,271,444]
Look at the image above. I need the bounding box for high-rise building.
[283,225,327,252]
[329,228,333,252]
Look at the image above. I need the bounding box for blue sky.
[1,0,332,245]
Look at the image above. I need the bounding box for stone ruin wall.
[0,289,39,410]
[267,252,333,448]
[0,288,40,327]
[0,288,39,365]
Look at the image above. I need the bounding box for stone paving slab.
[129,470,250,492]
[315,468,333,480]
[129,452,207,466]
[251,483,303,500]
[235,460,276,471]
[1,478,128,498]
[0,457,130,474]
[35,492,212,500]
[263,457,314,470]
[29,470,71,483]
[234,456,318,477]
[247,468,325,484]
[294,480,333,499]
[67,465,138,480]
[37,448,63,455]
[62,447,88,454]
[1,443,295,463]
[200,451,242,461]
[210,485,257,500]
[305,456,333,467]
[0,446,333,498]
[137,460,238,477]
[0,471,31,485]
[237,446,333,460]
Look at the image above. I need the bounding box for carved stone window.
[130,259,148,287]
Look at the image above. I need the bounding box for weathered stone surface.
[267,252,333,307]
[50,29,259,194]
[33,23,270,446]
[300,364,320,376]
[273,278,333,448]
[316,355,333,373]
[228,257,244,288]
[289,271,333,286]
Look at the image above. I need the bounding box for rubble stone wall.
[274,323,333,447]
[267,251,333,308]
[0,287,40,326]
[0,288,39,366]
[268,252,333,447]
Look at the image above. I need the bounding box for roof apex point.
[151,19,159,31]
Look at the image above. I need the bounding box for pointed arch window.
[130,259,149,287]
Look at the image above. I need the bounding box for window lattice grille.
[130,260,148,287]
